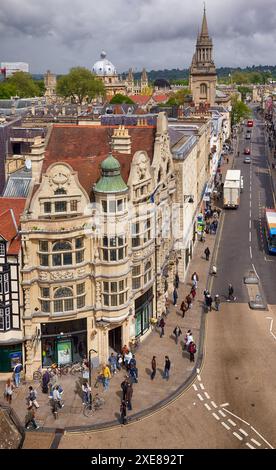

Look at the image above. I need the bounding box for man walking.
[204,247,210,261]
[151,356,157,380]
[120,400,127,425]
[180,300,187,318]
[174,272,180,289]
[173,287,178,306]
[163,356,171,380]
[102,364,111,391]
[159,317,165,338]
[186,293,192,309]
[206,294,213,311]
[25,405,39,430]
[214,294,220,311]
[227,283,236,301]
[191,272,199,289]
[126,382,133,411]
[108,352,117,376]
[121,377,129,401]
[13,360,23,388]
[53,385,64,408]
[27,386,39,409]
[173,325,182,345]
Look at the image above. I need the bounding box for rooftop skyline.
[0,0,275,73]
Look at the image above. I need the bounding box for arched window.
[200,83,207,98]
[54,188,67,195]
[52,241,72,266]
[144,260,152,284]
[54,287,73,313]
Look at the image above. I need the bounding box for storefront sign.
[57,340,72,365]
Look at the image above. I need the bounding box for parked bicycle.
[83,394,105,417]
[32,363,69,381]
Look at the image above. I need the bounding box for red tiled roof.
[152,94,169,103]
[0,198,26,241]
[43,125,156,197]
[8,236,21,255]
[128,95,151,105]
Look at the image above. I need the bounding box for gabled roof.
[0,198,26,241]
[128,95,151,106]
[152,94,169,104]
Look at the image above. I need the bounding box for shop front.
[40,318,87,367]
[0,342,23,373]
[134,287,153,337]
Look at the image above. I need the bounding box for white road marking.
[249,220,251,229]
[220,403,229,407]
[246,443,255,449]
[196,368,200,374]
[193,384,198,391]
[249,246,252,258]
[199,383,205,390]
[212,413,220,421]
[250,200,252,208]
[251,438,261,447]
[197,393,204,401]
[249,210,252,218]
[211,401,217,408]
[204,392,210,399]
[249,232,251,242]
[252,263,259,280]
[265,317,276,341]
[227,419,237,427]
[218,410,226,418]
[239,428,248,437]
[221,422,230,431]
[233,432,243,441]
[250,425,274,449]
[197,374,201,382]
[204,403,211,411]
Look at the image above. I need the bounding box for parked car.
[245,132,251,140]
[244,148,251,155]
[244,156,251,164]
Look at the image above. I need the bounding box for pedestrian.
[129,363,138,384]
[191,272,199,288]
[82,381,91,405]
[120,400,127,425]
[227,283,236,301]
[203,289,209,299]
[42,370,50,394]
[174,272,180,289]
[163,356,171,380]
[159,317,165,338]
[180,300,187,318]
[214,294,220,311]
[27,386,39,409]
[173,325,182,345]
[116,353,123,371]
[183,330,193,351]
[13,360,23,388]
[121,377,130,401]
[108,352,117,376]
[206,294,213,311]
[25,405,39,430]
[190,286,196,300]
[188,341,197,362]
[124,350,133,368]
[53,385,64,408]
[151,356,156,380]
[204,247,210,261]
[173,287,178,306]
[211,265,217,276]
[102,364,111,391]
[4,378,14,405]
[186,293,192,309]
[126,382,133,410]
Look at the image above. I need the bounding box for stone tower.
[189,6,217,107]
[44,70,57,103]
[126,68,134,94]
[140,68,148,91]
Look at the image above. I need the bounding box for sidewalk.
[0,152,236,433]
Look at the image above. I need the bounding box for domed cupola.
[92,51,117,77]
[94,154,128,193]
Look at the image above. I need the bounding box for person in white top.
[52,385,64,408]
[184,330,194,350]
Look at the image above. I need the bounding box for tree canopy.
[165,88,191,106]
[231,96,252,126]
[0,72,41,99]
[56,67,105,104]
[109,94,135,104]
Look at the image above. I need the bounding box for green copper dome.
[95,153,128,193]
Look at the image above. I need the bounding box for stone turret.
[94,154,128,193]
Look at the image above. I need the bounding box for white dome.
[92,51,117,76]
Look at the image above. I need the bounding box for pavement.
[0,140,236,447]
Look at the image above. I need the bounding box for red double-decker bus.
[247,120,254,127]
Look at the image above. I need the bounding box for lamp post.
[88,348,98,387]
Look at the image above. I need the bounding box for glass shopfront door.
[135,288,153,337]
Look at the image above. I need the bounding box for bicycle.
[83,394,105,417]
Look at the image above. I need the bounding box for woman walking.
[5,378,14,404]
[180,301,187,318]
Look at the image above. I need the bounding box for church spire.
[200,4,209,38]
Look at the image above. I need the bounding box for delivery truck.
[223,169,241,209]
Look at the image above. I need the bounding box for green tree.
[165,88,191,106]
[35,79,46,96]
[7,72,40,98]
[170,79,189,86]
[237,86,252,100]
[56,67,105,104]
[0,81,17,99]
[231,96,252,126]
[109,94,135,104]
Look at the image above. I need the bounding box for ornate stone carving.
[136,154,148,180]
[49,171,69,187]
[95,281,101,304]
[39,271,49,281]
[50,271,74,280]
[24,288,31,310]
[25,340,33,362]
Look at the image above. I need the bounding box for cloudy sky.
[0,0,275,74]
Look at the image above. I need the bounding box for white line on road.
[251,438,261,447]
[228,419,237,427]
[250,425,274,449]
[249,246,252,258]
[218,410,226,418]
[212,413,220,421]
[199,383,205,390]
[233,432,243,441]
[239,428,248,437]
[265,317,276,341]
[249,220,251,229]
[204,403,211,411]
[221,422,230,431]
[222,408,249,426]
[249,232,251,242]
[197,375,201,382]
[250,200,252,208]
[220,403,229,407]
[211,401,218,408]
[196,368,200,374]
[197,393,204,401]
[193,384,198,391]
[252,263,259,280]
[204,392,210,400]
[246,443,255,449]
